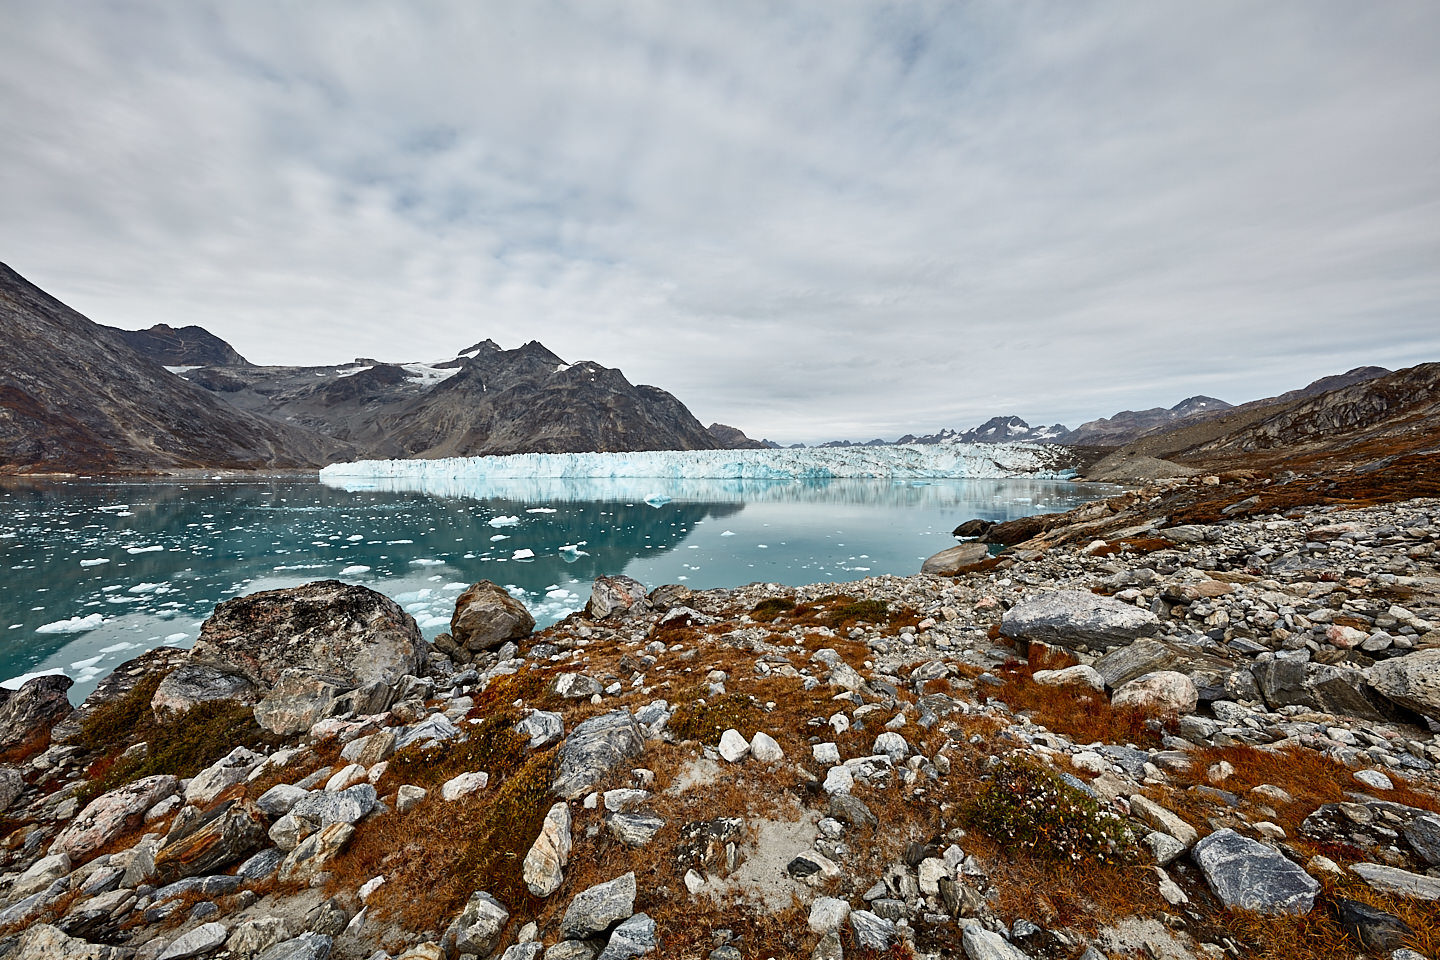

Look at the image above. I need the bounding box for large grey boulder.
[1369,649,1440,721]
[552,711,645,799]
[1111,671,1199,715]
[449,580,535,659]
[11,923,125,960]
[586,576,649,620]
[451,890,510,955]
[0,674,74,761]
[152,799,268,884]
[1093,638,1239,696]
[289,784,378,827]
[151,663,258,718]
[254,933,333,960]
[156,923,228,960]
[188,579,426,692]
[1251,651,1390,721]
[52,774,179,863]
[1191,828,1319,915]
[253,671,340,737]
[561,872,636,940]
[960,922,1032,960]
[921,543,989,576]
[999,591,1160,650]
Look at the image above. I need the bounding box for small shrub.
[967,756,1135,865]
[78,670,168,753]
[465,669,561,719]
[667,692,760,746]
[823,599,888,628]
[750,597,799,622]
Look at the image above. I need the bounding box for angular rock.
[849,911,896,950]
[552,711,644,799]
[517,710,564,749]
[253,933,333,960]
[277,822,355,885]
[718,729,750,762]
[597,912,656,960]
[1369,649,1440,721]
[11,852,71,900]
[227,917,294,958]
[151,663,258,718]
[442,771,489,801]
[561,872,636,940]
[190,579,427,690]
[255,783,309,818]
[153,799,268,884]
[450,580,535,656]
[1111,671,1199,715]
[395,714,461,750]
[749,731,783,763]
[53,774,179,863]
[553,673,604,699]
[1031,665,1105,691]
[452,890,510,956]
[1093,638,1238,693]
[1000,590,1160,650]
[586,576,649,619]
[157,922,228,960]
[921,543,990,575]
[608,813,664,847]
[0,674,74,761]
[11,923,124,960]
[186,745,263,806]
[523,802,572,897]
[253,671,338,737]
[808,896,851,934]
[1252,651,1390,721]
[1129,795,1197,849]
[872,732,908,762]
[1191,828,1319,915]
[0,764,22,814]
[1335,897,1415,953]
[1404,813,1440,866]
[289,784,377,827]
[1350,862,1440,900]
[961,922,1032,960]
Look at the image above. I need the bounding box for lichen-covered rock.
[450,580,535,657]
[1192,828,1319,915]
[151,663,257,718]
[189,579,426,691]
[920,542,989,575]
[185,745,263,806]
[1111,671,1199,715]
[561,872,636,940]
[10,923,124,960]
[1000,590,1160,650]
[1251,650,1391,720]
[450,890,510,956]
[277,822,356,885]
[253,671,340,737]
[552,711,644,799]
[0,673,74,761]
[597,912,656,959]
[52,774,179,863]
[586,576,649,619]
[1369,649,1440,721]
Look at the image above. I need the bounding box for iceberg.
[322,443,1074,485]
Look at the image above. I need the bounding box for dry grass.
[380,709,528,792]
[982,659,1163,749]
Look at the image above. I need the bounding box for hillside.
[106,322,250,367]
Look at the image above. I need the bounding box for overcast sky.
[2,2,1437,444]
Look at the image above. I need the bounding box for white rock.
[1354,769,1394,791]
[1032,665,1106,691]
[718,729,750,763]
[441,772,489,801]
[823,766,854,795]
[522,802,572,897]
[750,732,784,763]
[185,746,262,806]
[326,763,369,792]
[808,896,851,934]
[395,785,426,813]
[1070,751,1109,775]
[813,742,841,765]
[871,732,908,762]
[157,922,228,960]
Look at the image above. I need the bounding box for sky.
[1,2,1438,445]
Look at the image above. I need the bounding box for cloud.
[1,1,1437,443]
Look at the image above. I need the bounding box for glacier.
[320,443,1075,485]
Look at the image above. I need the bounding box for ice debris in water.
[2,668,67,690]
[489,515,521,527]
[79,558,111,567]
[341,565,372,575]
[36,613,106,634]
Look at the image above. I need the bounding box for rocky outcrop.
[1191,829,1319,915]
[552,711,645,799]
[51,775,179,863]
[0,673,74,760]
[999,591,1161,650]
[446,581,535,661]
[920,543,989,576]
[105,322,249,367]
[1369,649,1440,721]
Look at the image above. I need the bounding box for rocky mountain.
[0,263,349,473]
[896,417,1070,446]
[105,322,250,367]
[706,423,769,449]
[1057,396,1233,447]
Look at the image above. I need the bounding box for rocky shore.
[1,473,1438,960]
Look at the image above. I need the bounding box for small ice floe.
[79,558,111,567]
[387,539,414,545]
[1,668,67,690]
[488,515,520,527]
[99,642,139,654]
[512,548,535,560]
[36,613,106,634]
[526,507,558,514]
[411,558,444,566]
[558,543,589,561]
[128,582,165,594]
[720,530,736,537]
[490,534,510,542]
[644,494,671,507]
[69,655,104,670]
[347,534,364,542]
[341,565,372,575]
[126,545,164,554]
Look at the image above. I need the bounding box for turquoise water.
[0,476,1111,702]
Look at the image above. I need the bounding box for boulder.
[277,822,356,885]
[449,581,535,657]
[561,872,636,940]
[189,579,426,691]
[1191,828,1319,915]
[1252,651,1391,721]
[253,933,333,960]
[185,745,263,806]
[516,711,564,749]
[289,783,378,827]
[1111,671,1199,715]
[586,576,649,619]
[999,591,1160,650]
[0,674,74,760]
[523,802,572,897]
[451,890,510,956]
[960,922,1031,960]
[1350,862,1440,900]
[921,543,990,576]
[10,852,71,900]
[952,519,994,539]
[152,799,268,884]
[552,711,645,799]
[597,912,656,959]
[647,583,693,611]
[52,774,179,863]
[1369,649,1440,721]
[11,923,125,960]
[0,764,24,814]
[157,922,228,960]
[1335,898,1415,953]
[1031,665,1105,692]
[150,664,257,718]
[253,671,339,737]
[1093,638,1239,695]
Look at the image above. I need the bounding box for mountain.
[896,417,1070,446]
[105,322,249,367]
[181,339,730,459]
[706,423,768,449]
[1057,396,1233,447]
[0,263,349,473]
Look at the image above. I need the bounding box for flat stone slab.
[1000,590,1160,650]
[1351,862,1440,901]
[1192,828,1319,915]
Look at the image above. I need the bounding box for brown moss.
[667,691,762,746]
[381,709,528,791]
[982,660,1163,749]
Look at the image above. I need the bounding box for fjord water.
[0,476,1111,702]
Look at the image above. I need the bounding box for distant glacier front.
[320,443,1076,490]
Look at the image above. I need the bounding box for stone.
[253,933,333,960]
[502,947,546,960]
[227,918,294,958]
[0,764,22,814]
[289,784,377,827]
[395,714,461,750]
[1369,649,1440,721]
[396,785,427,813]
[0,674,74,761]
[1111,671,1199,715]
[278,822,355,885]
[1354,769,1393,791]
[608,813,665,847]
[451,580,535,654]
[553,673,604,699]
[1093,638,1237,693]
[921,542,990,575]
[1129,795,1198,849]
[442,771,490,801]
[11,923,124,960]
[153,799,268,884]
[561,872,636,940]
[189,580,427,692]
[553,711,645,799]
[718,729,750,762]
[1404,813,1440,865]
[157,922,229,960]
[151,663,258,718]
[1032,665,1105,691]
[828,793,878,831]
[1334,897,1415,953]
[52,774,179,863]
[1192,828,1319,915]
[237,848,286,882]
[849,910,896,950]
[597,913,656,959]
[325,764,368,792]
[872,732,908,762]
[787,850,841,884]
[517,711,565,749]
[822,766,853,794]
[255,783,309,817]
[960,922,1032,960]
[186,745,263,806]
[808,896,851,934]
[749,731,783,762]
[546,943,598,960]
[524,802,572,897]
[452,890,510,956]
[586,576,649,619]
[1145,831,1187,866]
[813,742,841,764]
[1350,862,1440,900]
[1000,590,1160,650]
[1252,651,1389,721]
[11,852,71,899]
[254,671,339,737]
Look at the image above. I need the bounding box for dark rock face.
[0,674,74,761]
[1335,898,1414,952]
[105,323,249,367]
[706,423,767,449]
[1059,396,1233,447]
[1191,828,1319,915]
[0,262,349,473]
[920,543,990,575]
[188,580,427,691]
[449,581,535,659]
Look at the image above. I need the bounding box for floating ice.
[490,534,510,542]
[488,516,520,527]
[70,655,104,670]
[164,633,188,643]
[128,582,165,594]
[721,530,735,537]
[1,669,67,690]
[340,564,372,575]
[36,613,106,634]
[79,558,111,567]
[644,494,672,507]
[525,507,557,514]
[411,559,444,566]
[99,642,139,654]
[512,548,535,560]
[126,545,164,554]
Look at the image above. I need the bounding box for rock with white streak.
[523,802,572,897]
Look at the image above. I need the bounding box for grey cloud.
[1,1,1436,444]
